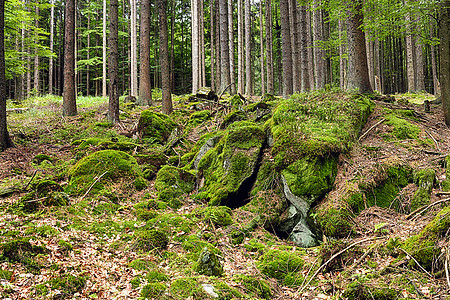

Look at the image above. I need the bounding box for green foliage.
[140,282,167,298]
[201,206,233,227]
[169,277,207,299]
[58,239,73,252]
[193,247,224,276]
[0,238,47,274]
[137,110,178,144]
[410,168,435,212]
[384,113,422,140]
[154,166,195,208]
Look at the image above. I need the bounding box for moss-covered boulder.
[410,168,435,212]
[194,247,224,276]
[0,238,47,274]
[188,110,212,127]
[154,165,195,208]
[35,274,87,298]
[16,180,69,213]
[73,138,140,152]
[402,206,450,270]
[135,150,169,180]
[243,190,286,230]
[137,110,178,144]
[66,150,147,195]
[200,206,233,227]
[198,124,266,206]
[169,277,208,299]
[133,229,169,252]
[219,110,248,129]
[233,275,272,299]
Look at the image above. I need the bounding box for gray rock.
[194,136,221,170]
[290,218,320,248]
[281,175,310,215]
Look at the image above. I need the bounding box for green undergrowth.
[35,274,87,298]
[0,238,48,274]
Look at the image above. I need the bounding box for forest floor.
[0,92,449,299]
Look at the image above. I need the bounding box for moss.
[169,277,207,299]
[154,166,195,208]
[134,208,158,221]
[233,275,272,300]
[67,150,147,195]
[0,269,12,281]
[229,217,260,245]
[35,274,87,298]
[137,110,178,144]
[74,138,139,152]
[220,110,248,129]
[410,168,435,212]
[443,155,450,191]
[146,213,195,239]
[32,153,53,165]
[92,202,120,215]
[133,229,169,252]
[402,206,450,270]
[14,179,68,213]
[243,191,286,230]
[181,235,221,261]
[257,248,305,287]
[0,238,47,274]
[24,224,59,237]
[315,205,354,238]
[188,110,212,127]
[201,206,233,227]
[134,199,168,210]
[128,259,155,271]
[193,247,224,276]
[384,113,421,140]
[212,281,243,299]
[244,239,267,253]
[282,156,338,202]
[58,239,73,252]
[141,282,167,298]
[343,280,398,299]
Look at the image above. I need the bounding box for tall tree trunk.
[338,18,346,90]
[210,0,215,90]
[275,10,282,95]
[237,0,244,93]
[405,9,416,92]
[260,0,265,95]
[63,0,77,116]
[108,0,119,123]
[415,37,426,92]
[200,0,206,87]
[265,0,274,94]
[170,2,175,92]
[430,21,438,95]
[346,0,373,94]
[102,0,107,97]
[228,0,235,94]
[34,4,39,95]
[0,0,13,151]
[306,8,314,89]
[86,13,90,96]
[313,0,325,89]
[159,0,172,114]
[49,0,54,95]
[290,0,300,93]
[130,0,137,97]
[191,0,199,93]
[299,5,310,92]
[440,0,450,126]
[139,0,152,105]
[366,33,374,90]
[245,0,252,95]
[215,1,221,90]
[280,0,293,97]
[219,0,230,93]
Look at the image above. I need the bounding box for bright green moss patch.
[67,150,147,195]
[257,248,305,287]
[35,274,87,298]
[154,165,195,208]
[141,282,167,298]
[32,153,53,165]
[315,204,354,238]
[220,110,247,129]
[410,168,435,212]
[0,269,12,281]
[0,238,47,274]
[233,274,272,299]
[384,113,421,140]
[169,277,207,299]
[200,206,233,227]
[137,110,178,144]
[128,258,155,271]
[14,179,68,213]
[58,239,73,252]
[188,110,212,127]
[133,229,169,252]
[443,155,450,191]
[343,279,398,299]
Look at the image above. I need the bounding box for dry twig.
[398,248,433,279]
[425,130,440,151]
[359,118,386,141]
[81,171,108,200]
[406,197,450,220]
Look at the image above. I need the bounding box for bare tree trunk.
[312,0,325,89]
[130,0,137,97]
[306,8,314,89]
[260,0,265,95]
[63,0,77,116]
[34,4,39,95]
[405,7,416,93]
[280,0,293,97]
[346,0,373,94]
[139,0,152,105]
[265,0,274,94]
[245,0,252,95]
[86,13,90,96]
[219,0,230,92]
[102,0,107,97]
[290,0,300,93]
[299,5,310,92]
[0,0,13,151]
[415,38,426,92]
[49,0,54,95]
[191,0,199,93]
[210,0,215,90]
[228,0,235,94]
[108,0,119,123]
[159,0,172,114]
[237,0,244,93]
[338,18,346,90]
[430,20,438,95]
[215,1,221,90]
[366,33,374,90]
[440,0,450,126]
[200,0,206,87]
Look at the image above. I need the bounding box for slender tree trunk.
[405,10,416,92]
[430,21,438,95]
[159,0,172,114]
[191,0,199,93]
[415,37,426,92]
[102,0,107,97]
[338,18,346,90]
[440,0,450,126]
[306,8,314,89]
[108,0,119,123]
[49,0,54,95]
[290,0,300,93]
[260,0,265,95]
[86,13,90,96]
[0,0,13,151]
[313,0,325,89]
[346,0,373,94]
[139,0,152,105]
[265,0,274,94]
[275,11,282,95]
[200,0,206,87]
[366,33,374,90]
[299,5,310,92]
[130,0,137,97]
[228,0,235,94]
[63,0,77,116]
[237,0,244,93]
[245,0,252,95]
[34,4,39,95]
[280,0,293,97]
[210,0,215,90]
[219,0,230,92]
[215,1,221,90]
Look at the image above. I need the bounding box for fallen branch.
[358,118,386,141]
[218,83,236,102]
[298,236,383,294]
[24,170,38,190]
[81,171,108,200]
[425,130,440,151]
[398,248,433,279]
[436,191,450,196]
[406,197,450,220]
[6,107,29,113]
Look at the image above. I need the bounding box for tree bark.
[49,0,54,95]
[215,1,221,90]
[228,0,235,94]
[245,0,252,95]
[405,8,416,92]
[313,0,325,89]
[0,0,13,151]
[63,0,77,116]
[306,8,314,89]
[430,21,438,95]
[280,0,293,97]
[290,0,300,93]
[86,13,90,96]
[440,0,450,126]
[108,0,119,123]
[219,0,230,93]
[210,0,215,91]
[260,0,265,95]
[265,0,274,94]
[415,37,426,92]
[130,0,137,97]
[298,5,310,92]
[191,0,199,93]
[237,0,244,93]
[338,18,346,90]
[159,0,172,115]
[346,0,373,94]
[34,4,39,95]
[139,0,152,105]
[102,0,107,97]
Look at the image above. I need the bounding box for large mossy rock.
[154,165,195,208]
[15,180,69,213]
[137,110,178,144]
[197,123,266,206]
[67,150,147,195]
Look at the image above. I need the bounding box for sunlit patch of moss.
[92,202,120,215]
[410,168,435,212]
[169,277,207,299]
[220,110,248,129]
[137,110,178,144]
[314,203,354,238]
[154,166,195,208]
[128,258,155,271]
[443,155,450,191]
[257,248,305,287]
[32,153,53,165]
[146,213,196,240]
[133,229,169,252]
[211,281,243,299]
[0,269,12,281]
[233,274,272,299]
[342,279,398,299]
[141,282,167,298]
[58,239,73,253]
[196,206,233,227]
[188,110,212,127]
[383,113,421,140]
[66,150,147,195]
[35,274,87,298]
[24,224,59,237]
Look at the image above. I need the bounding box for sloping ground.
[0,92,449,299]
